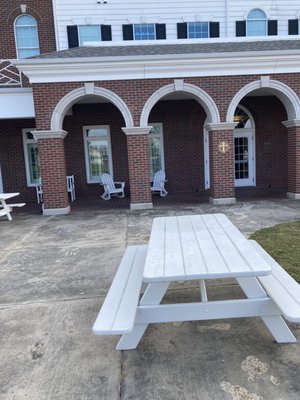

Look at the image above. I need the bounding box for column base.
[287,192,300,200]
[43,205,70,216]
[209,197,236,205]
[130,202,153,211]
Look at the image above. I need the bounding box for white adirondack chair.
[100,173,125,200]
[35,179,43,204]
[67,175,76,202]
[151,170,168,197]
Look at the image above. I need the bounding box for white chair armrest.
[114,181,125,188]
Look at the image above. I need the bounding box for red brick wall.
[0,96,291,202]
[209,130,235,199]
[126,134,152,204]
[38,137,69,209]
[149,99,206,192]
[32,74,300,130]
[287,126,300,193]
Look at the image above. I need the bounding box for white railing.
[0,60,22,86]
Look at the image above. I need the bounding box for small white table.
[117,213,295,350]
[0,193,24,221]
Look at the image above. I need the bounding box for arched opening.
[48,87,134,201]
[226,79,300,198]
[140,82,219,197]
[62,95,130,199]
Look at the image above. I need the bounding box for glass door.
[234,130,254,187]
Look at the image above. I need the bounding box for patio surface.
[0,198,299,400]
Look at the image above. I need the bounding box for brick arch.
[8,7,43,25]
[140,80,220,127]
[51,85,134,130]
[227,77,300,123]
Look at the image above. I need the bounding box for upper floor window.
[15,15,40,58]
[188,22,209,38]
[134,24,156,40]
[67,24,112,47]
[123,23,166,40]
[177,22,219,39]
[78,25,101,45]
[246,9,267,36]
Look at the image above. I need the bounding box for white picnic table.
[0,193,25,221]
[93,213,300,350]
[115,214,297,350]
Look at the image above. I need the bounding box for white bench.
[250,240,300,323]
[0,203,25,220]
[93,244,147,336]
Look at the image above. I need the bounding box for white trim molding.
[209,197,236,205]
[51,86,134,130]
[140,81,220,126]
[130,202,153,210]
[32,130,68,140]
[43,205,71,216]
[122,127,152,135]
[287,192,300,200]
[227,78,300,122]
[15,42,300,85]
[282,119,300,128]
[205,122,237,131]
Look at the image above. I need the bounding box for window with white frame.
[188,22,209,38]
[15,15,40,58]
[83,126,113,183]
[149,123,165,179]
[246,9,267,36]
[134,24,155,40]
[78,25,101,45]
[23,129,40,186]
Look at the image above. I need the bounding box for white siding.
[53,0,300,49]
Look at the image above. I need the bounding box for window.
[188,22,209,38]
[134,24,156,40]
[23,129,40,186]
[149,123,165,179]
[78,25,101,45]
[83,126,113,183]
[177,22,219,39]
[15,15,40,58]
[246,9,267,36]
[123,24,166,40]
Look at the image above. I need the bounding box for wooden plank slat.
[215,214,271,275]
[164,217,185,279]
[144,218,165,281]
[201,214,251,275]
[176,215,208,278]
[250,240,300,322]
[93,245,147,334]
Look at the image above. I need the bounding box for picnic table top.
[143,213,272,282]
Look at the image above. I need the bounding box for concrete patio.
[0,199,299,400]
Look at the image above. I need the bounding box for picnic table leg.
[199,280,208,302]
[116,281,170,350]
[0,200,12,221]
[237,277,296,343]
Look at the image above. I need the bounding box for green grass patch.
[250,221,300,283]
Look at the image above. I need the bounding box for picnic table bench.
[93,214,300,350]
[0,193,25,221]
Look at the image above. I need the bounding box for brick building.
[1,1,300,214]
